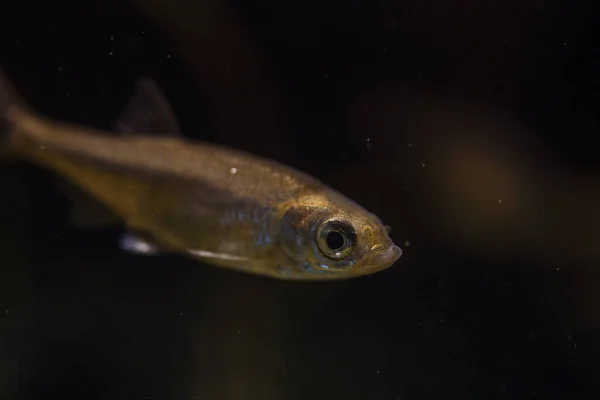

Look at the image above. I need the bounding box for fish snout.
[370,244,402,270]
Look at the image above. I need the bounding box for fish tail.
[0,68,30,154]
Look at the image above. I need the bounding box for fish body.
[0,70,401,280]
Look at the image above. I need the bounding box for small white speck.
[57,66,64,72]
[556,267,560,271]
[498,199,503,203]
[109,51,113,56]
[408,142,412,147]
[404,240,410,247]
[5,309,8,316]
[166,53,171,59]
[562,41,567,47]
[366,137,372,150]
[99,91,104,95]
[230,167,237,174]
[140,30,145,35]
[421,163,426,167]
[110,35,114,41]
[383,47,387,51]
[179,312,184,316]
[376,369,380,374]
[15,40,19,44]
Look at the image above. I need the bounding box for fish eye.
[316,219,356,260]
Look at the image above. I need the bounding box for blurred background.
[1,0,599,398]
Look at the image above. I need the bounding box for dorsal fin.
[114,78,181,136]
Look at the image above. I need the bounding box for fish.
[0,68,402,280]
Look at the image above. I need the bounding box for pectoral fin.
[186,248,253,262]
[185,248,272,276]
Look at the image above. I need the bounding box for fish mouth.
[369,244,402,271]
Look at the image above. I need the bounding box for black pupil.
[326,231,345,250]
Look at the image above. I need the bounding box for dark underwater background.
[1,0,599,398]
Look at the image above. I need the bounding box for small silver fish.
[0,69,401,280]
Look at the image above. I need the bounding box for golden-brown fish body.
[0,70,401,280]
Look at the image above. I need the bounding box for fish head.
[277,193,402,279]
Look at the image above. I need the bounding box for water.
[1,0,598,399]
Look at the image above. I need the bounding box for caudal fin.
[0,68,30,150]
